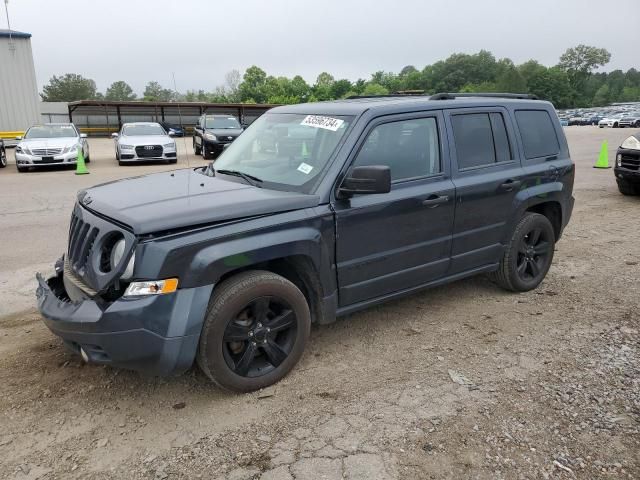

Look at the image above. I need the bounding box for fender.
[134,206,337,294]
[504,179,566,244]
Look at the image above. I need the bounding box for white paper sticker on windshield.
[300,115,344,131]
[297,162,313,174]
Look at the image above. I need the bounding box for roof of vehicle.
[122,122,162,126]
[271,93,551,116]
[202,114,239,118]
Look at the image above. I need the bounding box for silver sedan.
[112,122,177,165]
[15,123,89,173]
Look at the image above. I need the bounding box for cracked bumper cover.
[36,270,213,376]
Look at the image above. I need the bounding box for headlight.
[119,144,134,150]
[621,136,640,150]
[204,133,217,141]
[110,238,135,280]
[163,142,176,149]
[17,145,31,155]
[64,144,80,154]
[124,278,178,297]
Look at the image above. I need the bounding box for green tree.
[143,81,175,101]
[105,81,137,101]
[592,84,611,106]
[558,45,611,93]
[238,66,268,103]
[361,83,389,96]
[40,73,98,101]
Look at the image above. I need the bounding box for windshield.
[122,124,165,136]
[205,117,241,129]
[24,125,78,139]
[212,113,353,193]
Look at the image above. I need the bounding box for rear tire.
[490,213,555,292]
[197,270,311,392]
[617,179,639,196]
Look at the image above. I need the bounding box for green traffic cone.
[75,146,89,175]
[594,140,611,169]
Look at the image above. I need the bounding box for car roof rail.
[430,92,539,100]
[346,91,427,100]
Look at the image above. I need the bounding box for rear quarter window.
[515,110,560,159]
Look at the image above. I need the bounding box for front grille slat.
[621,154,640,171]
[77,227,99,270]
[67,218,84,259]
[70,223,90,266]
[135,145,163,158]
[32,148,63,156]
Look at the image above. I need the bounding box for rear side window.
[451,112,512,169]
[515,110,560,159]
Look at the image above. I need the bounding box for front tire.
[0,150,6,168]
[197,271,311,392]
[491,213,555,292]
[193,138,201,156]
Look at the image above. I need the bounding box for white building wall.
[0,34,40,133]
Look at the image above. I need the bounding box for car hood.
[80,168,320,235]
[118,135,172,146]
[205,128,243,137]
[19,137,78,148]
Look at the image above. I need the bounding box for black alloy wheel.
[491,213,555,292]
[223,296,297,378]
[197,270,311,392]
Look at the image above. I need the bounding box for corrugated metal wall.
[0,36,40,132]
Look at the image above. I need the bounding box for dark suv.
[36,93,575,392]
[193,114,244,159]
[615,133,640,195]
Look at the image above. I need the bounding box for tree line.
[40,45,640,109]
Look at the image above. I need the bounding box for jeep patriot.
[36,93,575,392]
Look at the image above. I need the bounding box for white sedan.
[598,115,623,128]
[14,123,89,173]
[112,122,177,165]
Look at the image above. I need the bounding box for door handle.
[499,179,522,192]
[422,195,449,207]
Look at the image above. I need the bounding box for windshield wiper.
[216,169,263,187]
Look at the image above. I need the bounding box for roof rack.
[430,92,538,100]
[346,91,426,100]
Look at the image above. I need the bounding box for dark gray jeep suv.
[36,93,575,392]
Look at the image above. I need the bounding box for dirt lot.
[0,128,638,479]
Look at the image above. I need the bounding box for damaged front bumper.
[35,266,213,376]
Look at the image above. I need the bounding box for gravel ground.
[0,127,638,479]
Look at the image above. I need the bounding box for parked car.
[615,133,640,195]
[598,115,624,128]
[14,123,89,173]
[0,139,6,168]
[193,114,243,159]
[112,122,177,165]
[159,122,185,137]
[617,114,640,128]
[36,93,574,392]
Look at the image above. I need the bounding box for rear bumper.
[36,269,213,376]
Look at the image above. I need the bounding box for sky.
[5,0,640,96]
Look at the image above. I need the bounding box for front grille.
[218,136,237,144]
[32,147,63,156]
[67,211,100,273]
[135,145,163,158]
[621,153,640,171]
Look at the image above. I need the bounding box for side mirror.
[80,133,87,138]
[15,136,22,140]
[338,165,391,197]
[111,133,119,138]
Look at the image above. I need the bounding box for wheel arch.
[525,201,562,241]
